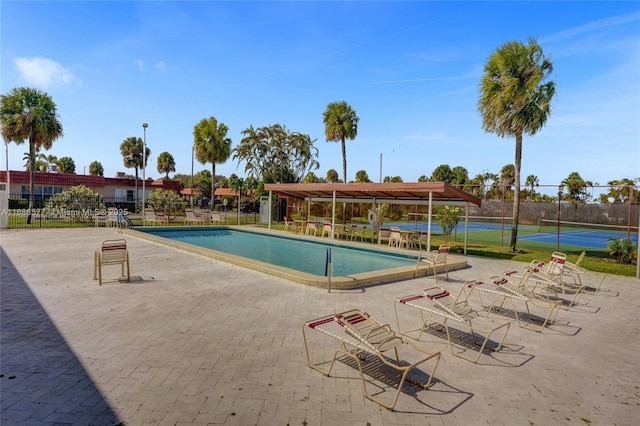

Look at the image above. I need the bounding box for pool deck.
[1,227,639,425]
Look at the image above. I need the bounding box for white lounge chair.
[210,212,225,225]
[184,209,205,226]
[303,309,441,410]
[143,208,167,226]
[394,284,511,363]
[471,276,562,332]
[526,258,586,308]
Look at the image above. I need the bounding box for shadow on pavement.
[0,247,121,425]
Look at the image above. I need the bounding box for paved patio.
[1,227,638,426]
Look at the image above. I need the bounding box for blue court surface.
[392,221,535,233]
[519,230,638,249]
[392,221,638,250]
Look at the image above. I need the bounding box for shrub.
[146,189,187,217]
[44,185,105,221]
[606,238,637,264]
[433,206,462,243]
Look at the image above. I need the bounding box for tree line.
[1,38,637,250]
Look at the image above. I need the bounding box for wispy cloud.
[540,11,640,44]
[155,61,167,72]
[367,72,477,85]
[14,57,81,88]
[134,60,144,71]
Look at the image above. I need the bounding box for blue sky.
[2,1,639,196]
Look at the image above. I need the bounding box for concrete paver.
[1,227,639,425]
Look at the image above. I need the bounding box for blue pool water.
[139,228,417,276]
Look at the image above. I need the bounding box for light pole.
[142,123,148,216]
[379,152,382,183]
[190,145,194,208]
[4,142,9,229]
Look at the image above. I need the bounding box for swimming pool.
[130,227,449,288]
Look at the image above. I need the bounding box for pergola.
[263,182,482,253]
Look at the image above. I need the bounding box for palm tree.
[500,164,515,200]
[120,136,150,205]
[157,151,176,179]
[322,101,359,183]
[431,164,454,183]
[451,166,469,186]
[57,156,75,173]
[34,152,49,173]
[193,116,232,208]
[326,169,340,183]
[561,171,593,220]
[354,170,372,183]
[525,174,539,200]
[478,37,555,252]
[0,87,64,223]
[89,161,104,176]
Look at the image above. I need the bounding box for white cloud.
[155,61,167,72]
[134,59,144,71]
[14,57,81,88]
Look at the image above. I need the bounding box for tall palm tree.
[120,136,150,205]
[156,151,176,179]
[478,37,555,252]
[0,87,64,223]
[322,101,359,183]
[193,116,232,208]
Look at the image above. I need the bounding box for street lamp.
[190,145,194,208]
[142,123,148,216]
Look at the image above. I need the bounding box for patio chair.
[184,209,205,226]
[378,227,391,245]
[94,239,130,286]
[144,208,166,226]
[339,224,357,240]
[352,225,368,242]
[94,213,108,227]
[410,231,429,251]
[415,244,449,281]
[210,212,225,225]
[107,209,119,227]
[394,284,511,363]
[320,222,333,238]
[303,309,441,410]
[388,227,403,247]
[470,276,562,332]
[306,221,319,236]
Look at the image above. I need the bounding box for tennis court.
[394,218,638,252]
[519,229,638,249]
